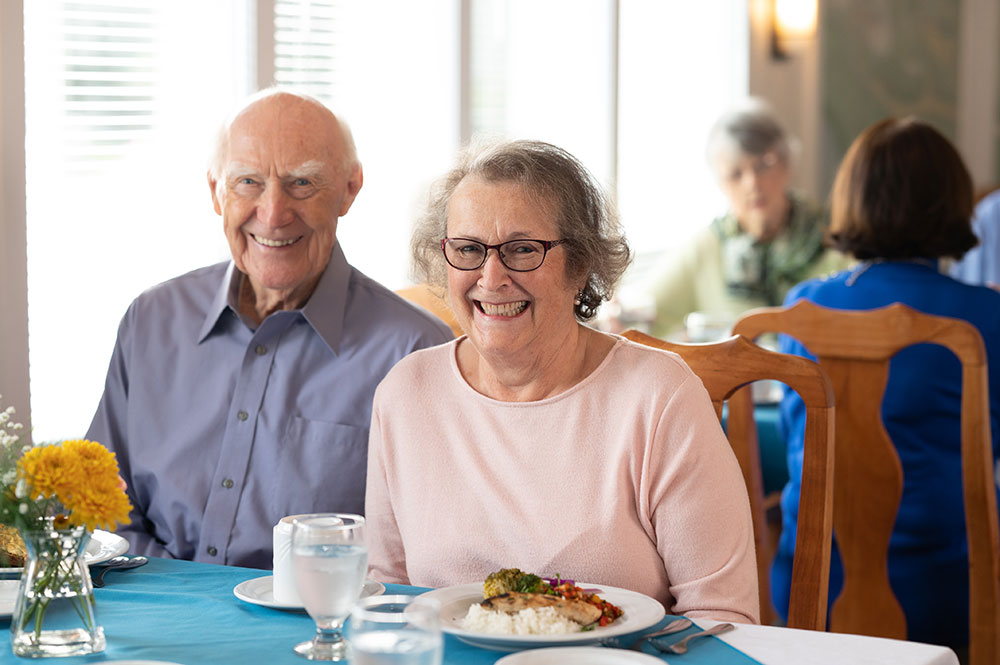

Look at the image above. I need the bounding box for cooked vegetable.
[483,568,548,597]
[481,568,625,627]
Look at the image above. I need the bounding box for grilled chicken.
[481,592,602,626]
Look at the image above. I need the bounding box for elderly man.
[87,90,451,569]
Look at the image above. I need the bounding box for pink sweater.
[365,336,759,624]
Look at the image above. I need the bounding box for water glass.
[348,595,443,665]
[291,513,368,661]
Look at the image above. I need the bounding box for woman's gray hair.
[411,138,631,321]
[705,97,799,166]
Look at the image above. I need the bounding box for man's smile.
[251,233,302,248]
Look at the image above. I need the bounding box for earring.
[574,289,584,307]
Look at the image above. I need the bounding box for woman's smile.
[474,300,529,317]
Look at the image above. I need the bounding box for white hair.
[208,87,359,193]
[705,97,801,168]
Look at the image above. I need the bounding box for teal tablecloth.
[0,557,761,664]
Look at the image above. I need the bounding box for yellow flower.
[17,440,131,531]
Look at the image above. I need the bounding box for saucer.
[233,575,385,611]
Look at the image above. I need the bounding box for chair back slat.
[622,330,834,630]
[735,300,1000,665]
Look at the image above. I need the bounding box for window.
[19,0,746,439]
[24,1,250,440]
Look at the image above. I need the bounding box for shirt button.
[255,345,267,356]
[237,410,248,421]
[222,478,234,489]
[207,546,218,557]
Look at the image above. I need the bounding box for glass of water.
[348,595,443,665]
[291,513,367,661]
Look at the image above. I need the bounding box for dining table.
[0,556,960,664]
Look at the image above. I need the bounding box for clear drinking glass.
[348,595,443,665]
[291,513,368,661]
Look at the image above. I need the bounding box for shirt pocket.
[273,416,369,517]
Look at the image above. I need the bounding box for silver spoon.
[651,622,734,654]
[92,555,148,588]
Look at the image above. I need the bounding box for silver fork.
[602,617,692,650]
[650,622,735,654]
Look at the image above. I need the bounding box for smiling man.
[87,90,452,568]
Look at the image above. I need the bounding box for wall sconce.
[771,0,818,60]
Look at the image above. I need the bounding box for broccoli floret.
[483,568,522,598]
[483,568,549,597]
[514,573,546,593]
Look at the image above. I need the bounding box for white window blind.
[265,0,462,291]
[49,3,158,172]
[24,1,249,441]
[274,0,343,103]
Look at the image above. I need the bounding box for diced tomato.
[546,581,623,626]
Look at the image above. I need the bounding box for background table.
[0,557,959,664]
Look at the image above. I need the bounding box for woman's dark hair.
[411,138,631,321]
[827,117,977,260]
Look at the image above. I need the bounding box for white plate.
[0,529,129,574]
[0,579,18,618]
[496,646,665,664]
[417,583,665,652]
[233,575,386,611]
[101,662,186,665]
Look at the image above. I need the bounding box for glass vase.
[10,521,105,657]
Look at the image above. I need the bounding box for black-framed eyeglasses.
[441,238,568,272]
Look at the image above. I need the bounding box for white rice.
[460,603,582,635]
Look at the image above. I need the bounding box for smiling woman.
[364,139,761,626]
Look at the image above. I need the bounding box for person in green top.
[649,99,846,339]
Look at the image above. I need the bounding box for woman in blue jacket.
[772,117,1000,650]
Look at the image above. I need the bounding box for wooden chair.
[395,284,463,337]
[734,300,1000,665]
[622,330,835,631]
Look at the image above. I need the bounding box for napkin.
[639,618,765,664]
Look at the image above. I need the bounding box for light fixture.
[771,0,818,60]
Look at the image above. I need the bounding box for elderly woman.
[650,99,845,338]
[365,139,759,623]
[773,118,1000,649]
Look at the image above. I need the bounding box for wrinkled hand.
[117,475,128,493]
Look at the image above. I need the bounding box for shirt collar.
[197,262,241,343]
[301,242,349,357]
[196,243,351,356]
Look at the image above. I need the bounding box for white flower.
[1,470,14,485]
[14,479,27,499]
[18,503,27,515]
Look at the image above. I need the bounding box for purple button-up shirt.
[87,243,451,569]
